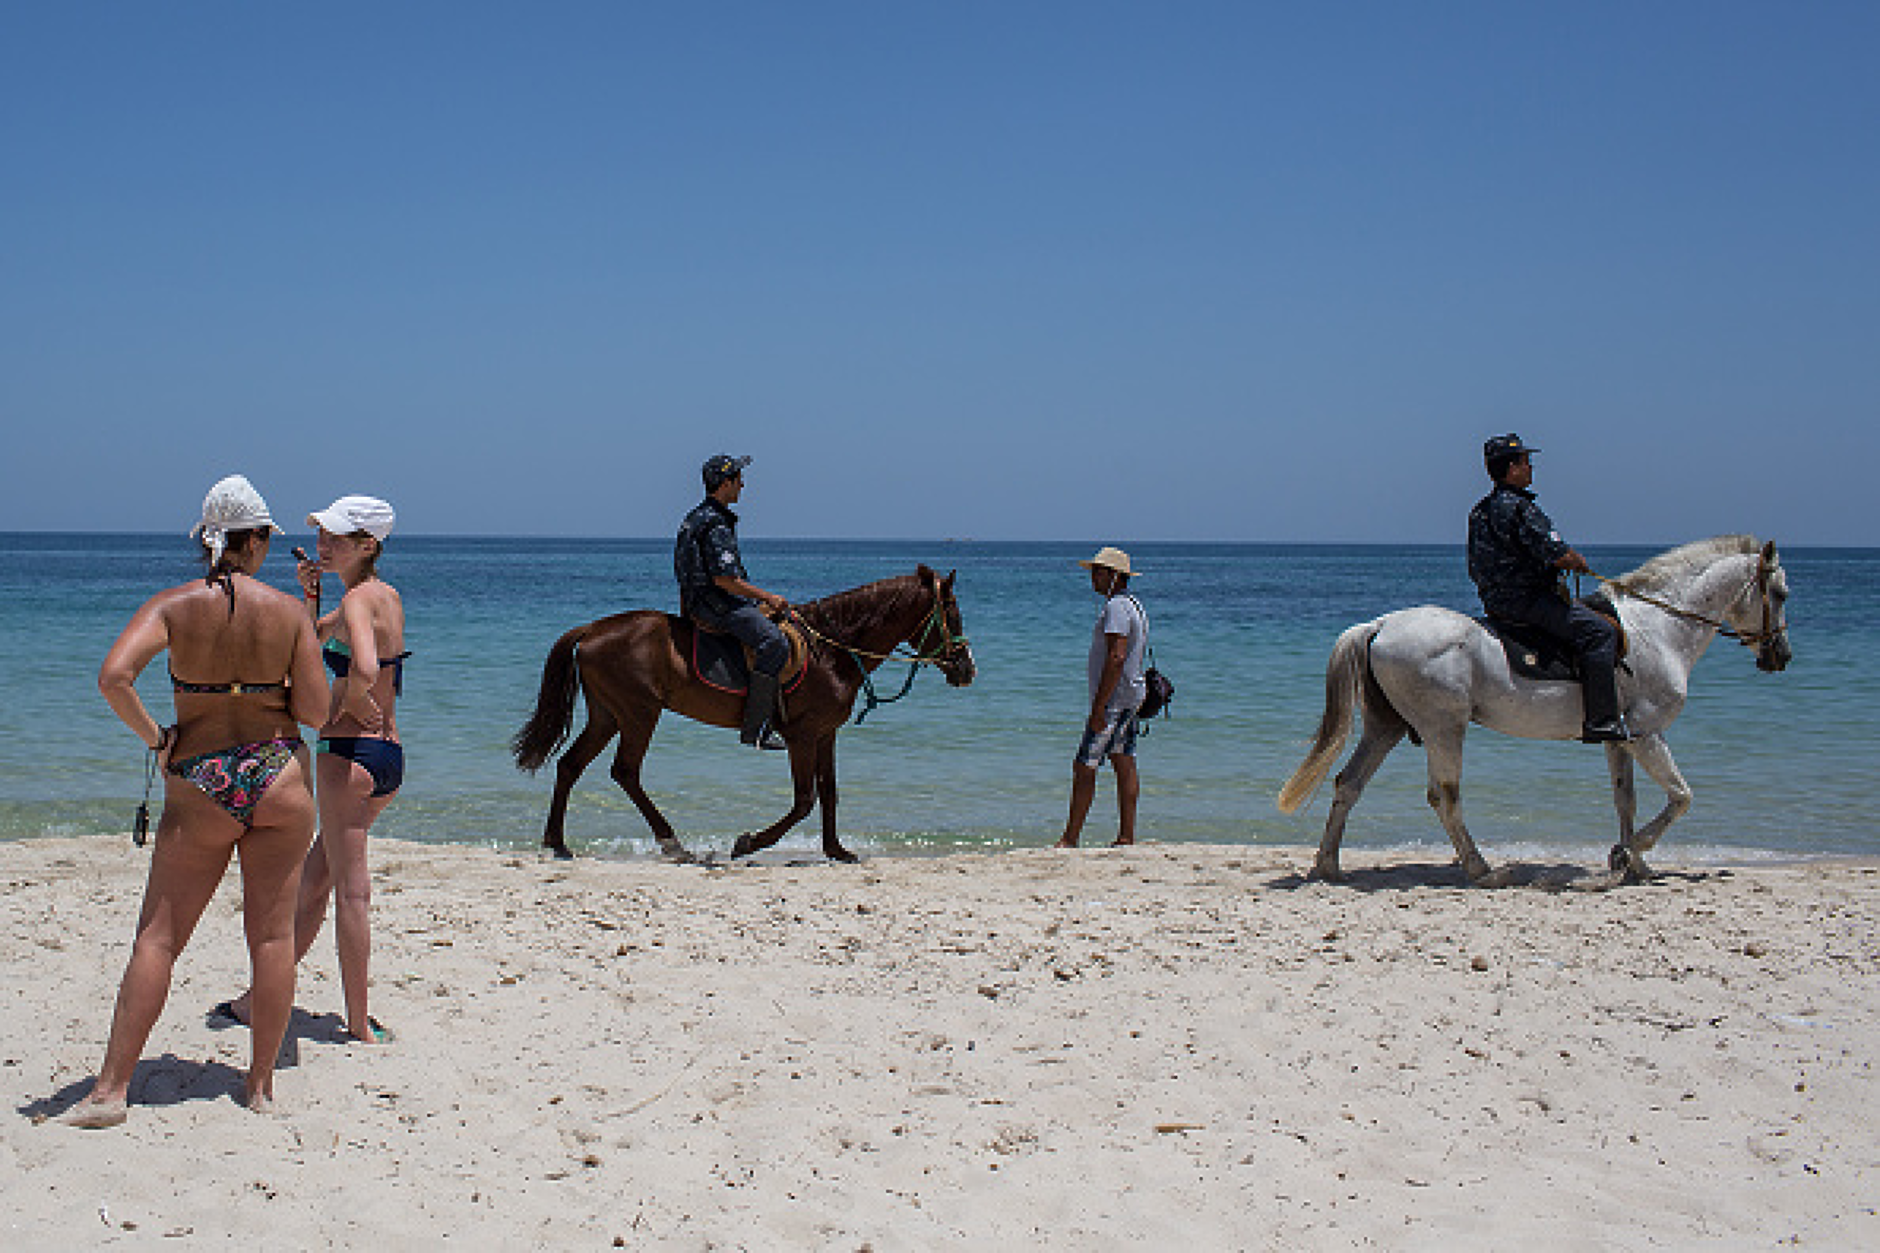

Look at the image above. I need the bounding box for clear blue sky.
[4,2,1875,544]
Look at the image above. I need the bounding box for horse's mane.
[799,572,929,641]
[1612,535,1760,598]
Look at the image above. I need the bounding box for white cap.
[308,495,396,541]
[190,474,282,564]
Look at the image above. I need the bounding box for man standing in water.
[675,454,791,749]
[1058,546,1149,848]
[1467,434,1628,742]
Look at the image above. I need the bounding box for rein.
[789,597,969,724]
[1588,557,1777,648]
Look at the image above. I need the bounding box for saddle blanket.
[674,615,809,695]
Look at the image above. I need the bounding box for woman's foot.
[60,1093,128,1129]
[343,1016,394,1045]
[207,996,252,1028]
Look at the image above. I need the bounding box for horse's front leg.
[1609,733,1691,882]
[812,734,856,863]
[1604,741,1637,868]
[730,737,819,858]
[1421,729,1504,886]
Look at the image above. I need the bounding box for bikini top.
[323,639,411,696]
[169,669,288,696]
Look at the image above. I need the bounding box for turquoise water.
[3,534,1875,862]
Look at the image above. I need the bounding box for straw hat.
[1078,546,1137,577]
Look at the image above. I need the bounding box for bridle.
[790,584,973,722]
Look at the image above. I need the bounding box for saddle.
[675,615,810,695]
[1481,590,1628,682]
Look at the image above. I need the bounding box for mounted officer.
[674,454,790,750]
[1467,434,1628,743]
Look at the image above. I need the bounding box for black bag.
[1127,595,1173,720]
[1139,664,1174,720]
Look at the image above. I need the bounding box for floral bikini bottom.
[167,736,305,827]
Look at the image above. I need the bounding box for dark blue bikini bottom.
[318,737,404,798]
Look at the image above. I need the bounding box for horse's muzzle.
[1757,636,1792,672]
[942,647,977,686]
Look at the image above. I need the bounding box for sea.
[3,534,1876,865]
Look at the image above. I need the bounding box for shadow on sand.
[18,1004,363,1123]
[1265,859,1733,893]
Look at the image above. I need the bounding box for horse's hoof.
[826,847,860,865]
[548,843,574,861]
[1307,860,1346,883]
[729,834,755,859]
[659,845,697,865]
[1609,844,1658,882]
[1465,862,1512,888]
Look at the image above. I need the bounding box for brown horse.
[512,565,974,862]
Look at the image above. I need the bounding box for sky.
[3,2,1876,544]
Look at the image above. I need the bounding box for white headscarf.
[189,474,282,565]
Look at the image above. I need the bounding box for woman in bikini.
[66,475,328,1127]
[222,495,405,1045]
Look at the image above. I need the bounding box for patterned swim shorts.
[1074,706,1140,767]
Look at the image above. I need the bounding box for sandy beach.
[4,835,1876,1249]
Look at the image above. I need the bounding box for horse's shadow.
[1266,859,1732,893]
[19,1005,357,1123]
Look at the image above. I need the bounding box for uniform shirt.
[674,498,749,618]
[1467,482,1571,613]
[1088,593,1149,712]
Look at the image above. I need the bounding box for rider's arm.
[714,574,787,612]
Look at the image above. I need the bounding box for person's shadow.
[18,1005,355,1123]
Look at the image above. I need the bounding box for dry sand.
[4,834,1877,1249]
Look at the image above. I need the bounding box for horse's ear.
[916,563,937,586]
[1761,540,1778,567]
[942,569,957,594]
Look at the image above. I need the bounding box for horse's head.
[1735,540,1792,673]
[915,565,976,686]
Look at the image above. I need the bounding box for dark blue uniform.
[674,498,787,677]
[1467,482,1621,726]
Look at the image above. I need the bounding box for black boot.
[1578,654,1629,743]
[741,671,787,750]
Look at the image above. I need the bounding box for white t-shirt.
[1088,594,1148,712]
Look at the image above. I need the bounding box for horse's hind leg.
[1311,723,1405,882]
[544,713,619,859]
[1610,733,1691,881]
[607,710,693,863]
[1421,728,1501,886]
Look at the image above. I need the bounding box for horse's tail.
[1276,618,1382,813]
[512,624,589,773]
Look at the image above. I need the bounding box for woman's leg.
[64,783,239,1126]
[319,751,394,1042]
[234,754,316,1108]
[225,810,333,1027]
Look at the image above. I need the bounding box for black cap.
[702,454,751,490]
[1483,433,1536,463]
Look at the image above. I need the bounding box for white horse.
[1277,536,1791,885]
